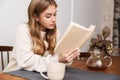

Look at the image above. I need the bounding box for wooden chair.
[0,46,13,70]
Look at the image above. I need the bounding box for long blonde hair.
[27,0,57,55]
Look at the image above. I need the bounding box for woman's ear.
[34,14,39,22]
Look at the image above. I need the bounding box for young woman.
[3,0,80,73]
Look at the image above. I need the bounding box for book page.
[54,22,95,55]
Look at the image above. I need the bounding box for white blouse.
[3,24,60,72]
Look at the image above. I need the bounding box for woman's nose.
[51,16,56,22]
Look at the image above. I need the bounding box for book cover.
[54,22,95,55]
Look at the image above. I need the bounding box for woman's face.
[36,5,57,31]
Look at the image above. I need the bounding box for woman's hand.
[58,48,80,63]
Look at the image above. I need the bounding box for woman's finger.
[66,50,80,62]
[65,48,79,57]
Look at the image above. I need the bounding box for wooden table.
[70,56,120,75]
[0,56,120,80]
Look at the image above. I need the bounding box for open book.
[54,22,95,55]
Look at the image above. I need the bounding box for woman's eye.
[54,14,57,16]
[45,14,56,18]
[46,15,51,18]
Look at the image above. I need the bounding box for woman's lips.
[50,24,55,26]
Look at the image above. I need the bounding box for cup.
[40,63,66,80]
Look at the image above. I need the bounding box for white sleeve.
[15,24,59,72]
